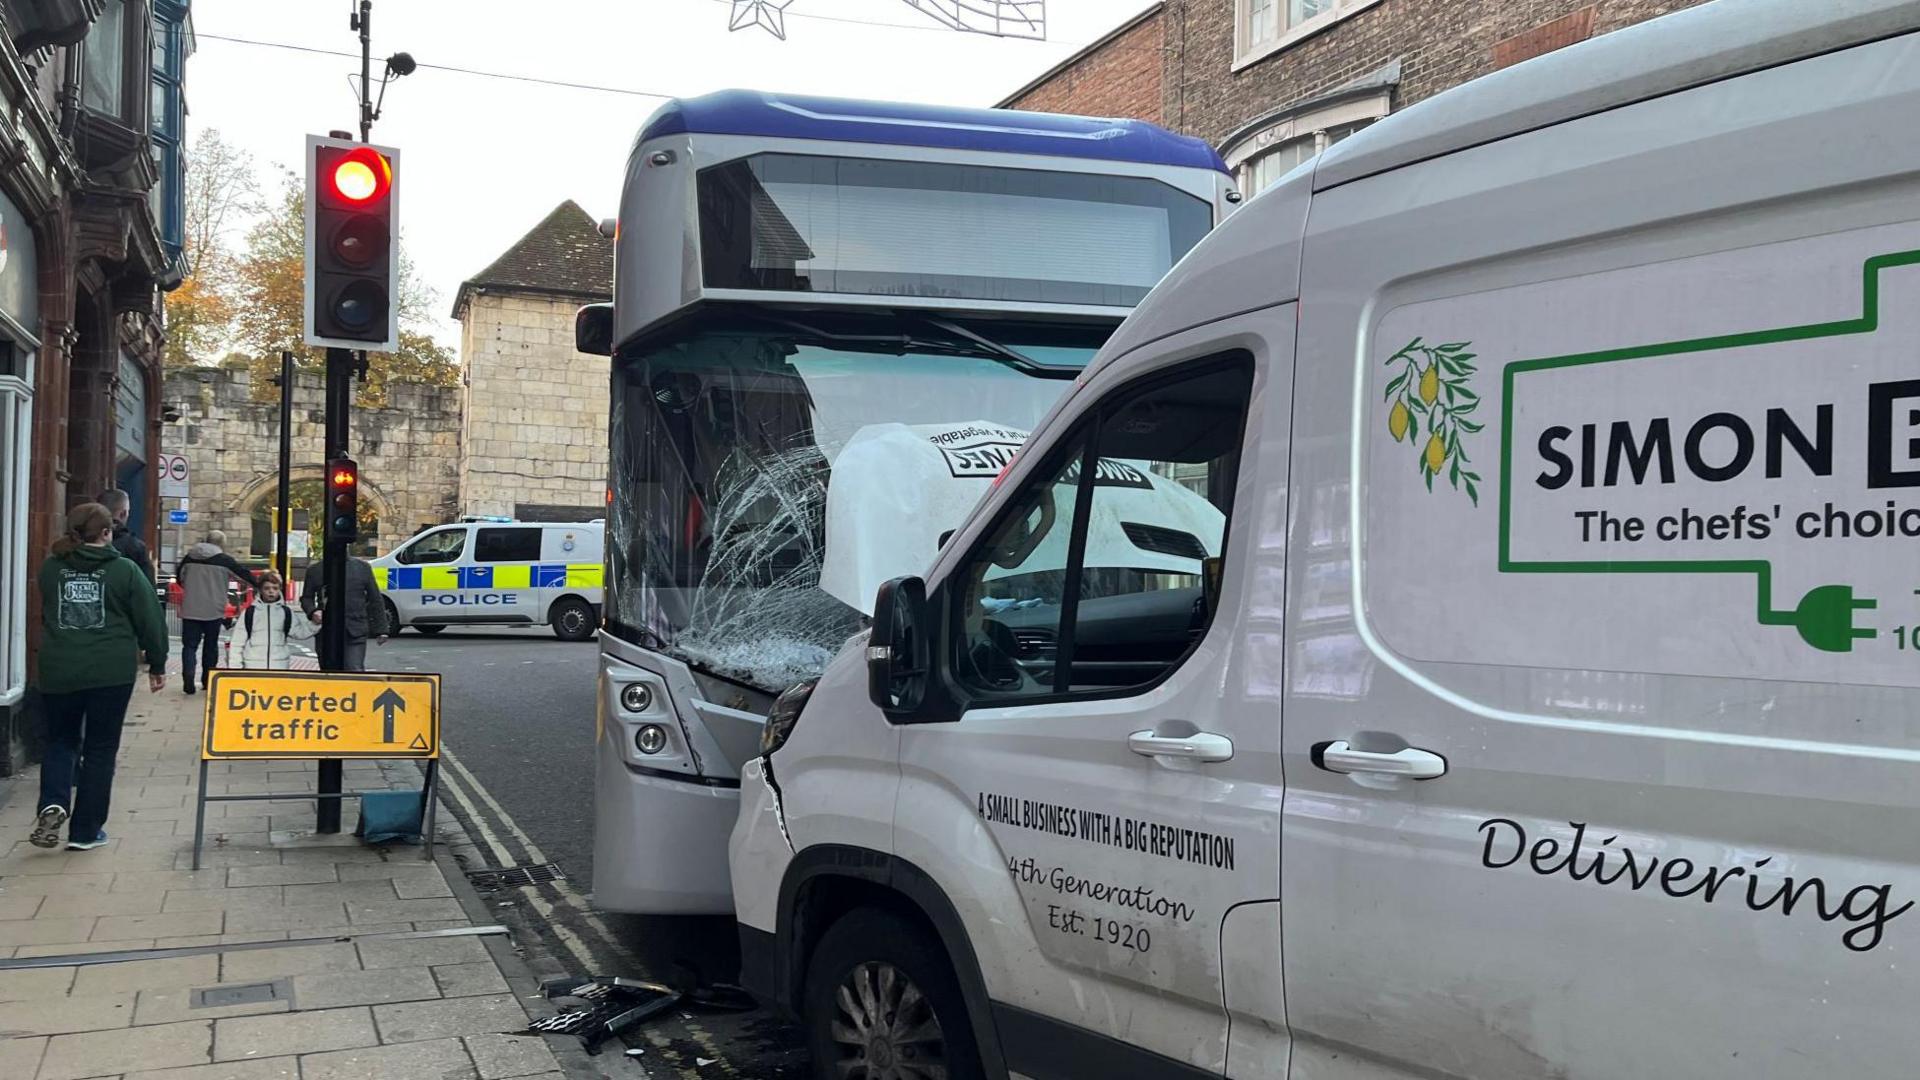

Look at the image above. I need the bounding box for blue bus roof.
[639,89,1228,174]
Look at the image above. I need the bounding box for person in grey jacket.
[176,530,257,694]
[301,555,390,670]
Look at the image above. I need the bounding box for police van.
[372,520,604,640]
[728,2,1920,1077]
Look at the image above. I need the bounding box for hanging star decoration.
[729,0,795,39]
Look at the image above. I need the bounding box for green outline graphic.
[1497,249,1920,653]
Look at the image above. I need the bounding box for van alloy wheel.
[828,961,948,1080]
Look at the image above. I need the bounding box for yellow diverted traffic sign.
[203,671,440,760]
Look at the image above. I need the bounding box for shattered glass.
[609,315,1107,694]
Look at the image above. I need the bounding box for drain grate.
[192,980,286,1008]
[466,862,565,890]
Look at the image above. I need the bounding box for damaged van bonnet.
[729,3,1920,1078]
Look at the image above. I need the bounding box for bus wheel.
[803,908,983,1080]
[550,597,595,642]
[414,625,445,636]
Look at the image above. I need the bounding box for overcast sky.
[187,0,1152,346]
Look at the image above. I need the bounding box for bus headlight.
[635,723,668,755]
[761,678,818,756]
[620,683,653,713]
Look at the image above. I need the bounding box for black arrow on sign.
[372,688,406,744]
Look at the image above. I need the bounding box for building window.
[1237,120,1368,194]
[1220,88,1392,196]
[0,364,31,707]
[151,0,192,269]
[1235,0,1383,70]
[80,0,127,117]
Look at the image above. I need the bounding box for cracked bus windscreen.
[607,314,1109,694]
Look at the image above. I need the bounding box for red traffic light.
[329,146,391,204]
[330,467,357,488]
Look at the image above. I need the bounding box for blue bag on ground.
[356,789,425,844]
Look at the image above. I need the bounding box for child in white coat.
[231,570,316,669]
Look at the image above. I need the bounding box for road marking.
[438,748,643,966]
[433,751,605,975]
[437,746,739,1075]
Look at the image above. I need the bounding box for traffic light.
[326,458,359,542]
[304,135,399,351]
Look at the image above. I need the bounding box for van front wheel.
[803,908,983,1080]
[550,597,595,641]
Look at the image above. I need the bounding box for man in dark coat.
[301,555,391,671]
[96,489,154,584]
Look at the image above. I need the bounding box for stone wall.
[161,367,461,563]
[458,291,609,521]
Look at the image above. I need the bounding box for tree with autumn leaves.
[164,129,457,406]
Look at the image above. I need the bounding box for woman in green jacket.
[31,503,168,850]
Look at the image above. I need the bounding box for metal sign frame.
[191,669,442,869]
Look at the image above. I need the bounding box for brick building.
[1,0,193,773]
[1000,5,1166,122]
[454,201,613,523]
[1002,0,1710,196]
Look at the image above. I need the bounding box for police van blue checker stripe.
[378,564,598,590]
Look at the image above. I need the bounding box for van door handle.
[1315,741,1447,780]
[1128,730,1234,763]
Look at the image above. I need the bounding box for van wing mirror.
[575,303,614,356]
[868,575,929,715]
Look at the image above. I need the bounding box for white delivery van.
[372,520,604,640]
[728,3,1920,1077]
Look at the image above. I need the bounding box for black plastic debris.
[465,862,566,890]
[532,975,682,1052]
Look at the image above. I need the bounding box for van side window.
[951,355,1253,703]
[475,528,540,563]
[399,529,466,565]
[953,431,1091,697]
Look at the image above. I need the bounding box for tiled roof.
[453,200,611,317]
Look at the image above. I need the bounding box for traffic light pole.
[275,350,293,585]
[316,346,355,833]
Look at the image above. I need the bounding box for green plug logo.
[1786,584,1878,652]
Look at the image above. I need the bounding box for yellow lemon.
[1388,400,1410,441]
[1425,432,1447,473]
[1419,364,1440,405]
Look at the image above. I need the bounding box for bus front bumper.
[590,753,740,915]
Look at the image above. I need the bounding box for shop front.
[0,185,41,723]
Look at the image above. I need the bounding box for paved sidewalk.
[0,682,570,1080]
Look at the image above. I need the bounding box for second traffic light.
[304,135,399,351]
[326,458,359,542]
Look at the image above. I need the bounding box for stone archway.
[229,466,398,556]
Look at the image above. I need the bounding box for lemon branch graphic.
[1384,337,1482,505]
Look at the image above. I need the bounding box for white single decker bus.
[577,90,1234,914]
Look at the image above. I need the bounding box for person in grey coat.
[175,530,257,694]
[301,555,390,671]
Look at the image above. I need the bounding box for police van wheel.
[803,907,983,1080]
[383,599,403,635]
[550,598,595,642]
[414,625,445,636]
